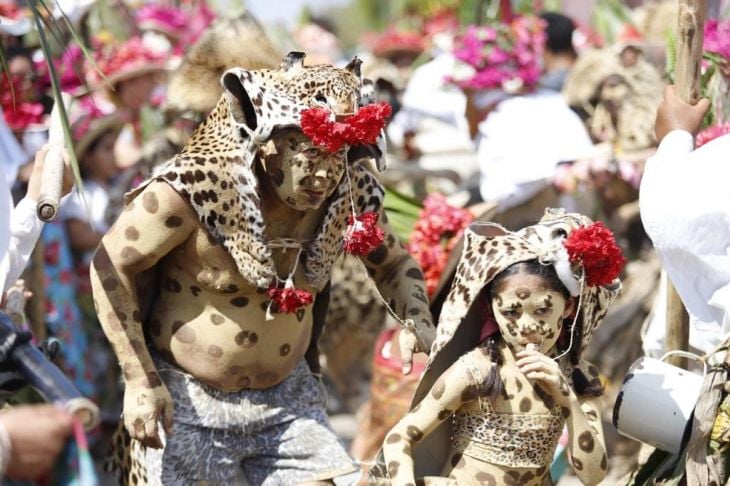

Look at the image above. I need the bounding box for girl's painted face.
[261,128,346,211]
[491,273,574,354]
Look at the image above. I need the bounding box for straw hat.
[69,97,125,159]
[166,12,281,114]
[90,36,169,89]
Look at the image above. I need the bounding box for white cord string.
[553,268,586,362]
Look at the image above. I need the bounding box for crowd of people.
[0,0,728,484]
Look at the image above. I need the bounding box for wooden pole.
[665,0,706,369]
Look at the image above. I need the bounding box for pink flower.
[704,19,730,59]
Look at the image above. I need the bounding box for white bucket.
[612,351,706,454]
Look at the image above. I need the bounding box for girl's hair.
[480,260,603,398]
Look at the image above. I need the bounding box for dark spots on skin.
[437,409,452,421]
[450,452,463,468]
[366,245,388,264]
[561,406,571,419]
[387,461,400,478]
[600,453,607,470]
[235,331,258,348]
[125,226,139,241]
[544,294,553,308]
[165,216,183,228]
[190,285,201,297]
[237,376,251,388]
[210,314,225,325]
[578,431,595,453]
[519,397,532,412]
[475,472,497,485]
[431,378,446,399]
[385,433,401,444]
[279,344,291,356]
[405,267,423,279]
[573,457,584,471]
[230,296,249,307]
[174,324,196,344]
[515,287,531,300]
[406,425,423,442]
[164,278,182,293]
[208,345,223,358]
[270,168,285,186]
[102,277,119,291]
[120,246,142,263]
[142,192,159,213]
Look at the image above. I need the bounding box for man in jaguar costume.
[90,52,435,484]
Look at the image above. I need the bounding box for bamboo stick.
[665,0,706,369]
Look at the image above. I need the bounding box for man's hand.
[26,145,75,202]
[654,85,711,144]
[1,405,73,480]
[123,381,174,449]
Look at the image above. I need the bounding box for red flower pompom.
[343,102,392,146]
[563,222,625,287]
[267,280,313,314]
[343,211,385,256]
[300,102,392,153]
[300,108,348,152]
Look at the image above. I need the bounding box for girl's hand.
[515,348,572,407]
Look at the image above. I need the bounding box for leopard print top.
[450,355,565,468]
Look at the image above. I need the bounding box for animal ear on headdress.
[221,68,259,134]
[345,56,362,78]
[281,51,306,71]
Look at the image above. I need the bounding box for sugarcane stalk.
[665,0,706,369]
[36,93,69,222]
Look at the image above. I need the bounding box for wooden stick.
[665,0,706,369]
[36,93,70,222]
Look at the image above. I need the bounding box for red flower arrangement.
[563,222,625,287]
[300,102,392,153]
[407,194,474,296]
[343,211,384,256]
[267,278,313,314]
[0,74,44,132]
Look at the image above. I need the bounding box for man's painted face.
[491,273,573,354]
[261,128,346,211]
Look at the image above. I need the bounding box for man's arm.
[360,208,436,374]
[90,181,196,447]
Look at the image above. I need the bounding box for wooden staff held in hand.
[36,94,73,222]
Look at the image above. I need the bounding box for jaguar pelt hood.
[127,52,387,290]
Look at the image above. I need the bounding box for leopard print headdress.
[128,52,386,290]
[429,208,623,364]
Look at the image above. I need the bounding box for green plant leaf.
[28,0,86,206]
[51,0,109,89]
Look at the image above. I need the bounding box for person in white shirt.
[1,145,74,293]
[640,85,729,350]
[0,139,75,480]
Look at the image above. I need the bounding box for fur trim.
[166,12,281,113]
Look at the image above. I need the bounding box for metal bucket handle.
[659,350,708,378]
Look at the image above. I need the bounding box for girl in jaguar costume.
[379,209,624,485]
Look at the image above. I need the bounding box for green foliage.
[383,187,422,244]
[593,0,635,45]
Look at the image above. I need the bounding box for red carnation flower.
[267,279,313,314]
[563,222,625,287]
[343,211,385,256]
[342,102,392,146]
[300,102,391,153]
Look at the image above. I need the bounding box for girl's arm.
[382,355,477,486]
[516,351,608,485]
[564,393,608,485]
